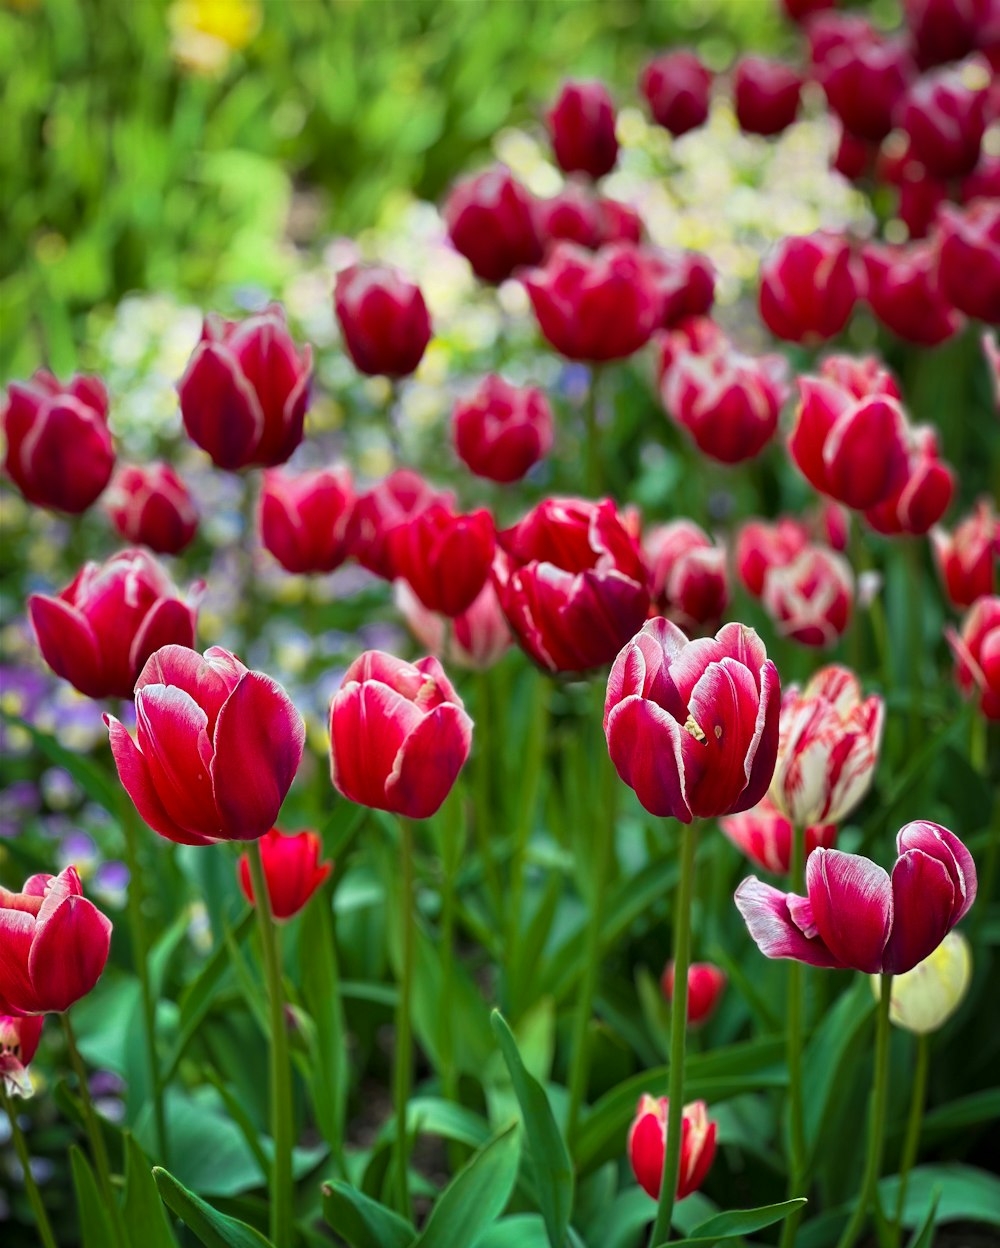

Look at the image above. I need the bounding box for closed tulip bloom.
[733,57,802,135]
[0,867,112,1015]
[389,502,495,618]
[735,821,977,974]
[863,242,962,346]
[329,651,473,819]
[938,202,1000,324]
[106,644,305,844]
[546,79,618,179]
[1,1014,45,1097]
[237,828,332,921]
[178,305,311,470]
[29,549,200,701]
[628,1096,717,1200]
[453,375,554,484]
[817,27,914,141]
[395,580,512,671]
[260,466,355,574]
[736,517,810,598]
[905,0,980,68]
[932,500,999,608]
[759,232,859,344]
[522,242,659,362]
[105,463,199,555]
[645,521,729,633]
[334,265,431,378]
[900,68,988,179]
[604,618,780,822]
[640,51,713,136]
[494,498,650,672]
[2,371,114,513]
[721,796,837,874]
[661,962,727,1027]
[762,546,854,648]
[872,930,971,1033]
[534,186,602,250]
[595,197,644,246]
[444,165,543,284]
[347,469,452,580]
[647,251,716,329]
[947,595,1000,719]
[864,425,955,536]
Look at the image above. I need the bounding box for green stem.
[439,801,461,1106]
[835,973,894,1248]
[891,1032,929,1248]
[62,1012,123,1242]
[905,539,924,751]
[585,365,602,497]
[247,840,294,1247]
[386,378,402,464]
[779,824,807,1248]
[240,472,260,654]
[649,821,699,1248]
[472,670,503,919]
[1,1087,59,1248]
[393,817,416,1220]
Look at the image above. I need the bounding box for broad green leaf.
[321,1180,415,1248]
[300,889,348,1165]
[70,1146,116,1248]
[413,1123,521,1248]
[878,1164,1000,1228]
[152,1167,273,1248]
[123,1134,178,1248]
[687,1197,808,1239]
[473,1215,588,1247]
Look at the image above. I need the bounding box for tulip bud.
[863,241,962,346]
[736,517,809,598]
[938,202,1000,324]
[733,57,802,136]
[329,651,473,819]
[388,502,495,618]
[0,1014,44,1098]
[639,51,712,136]
[628,1096,717,1201]
[347,469,452,581]
[237,828,332,921]
[864,425,955,536]
[904,0,979,69]
[721,797,837,874]
[762,545,854,648]
[260,466,355,574]
[759,232,859,344]
[29,549,200,701]
[105,463,199,555]
[947,595,1000,719]
[2,371,114,513]
[899,67,988,179]
[815,25,913,141]
[872,931,972,1032]
[644,521,729,633]
[444,166,543,284]
[452,375,554,484]
[661,962,726,1027]
[546,79,618,179]
[395,580,512,671]
[334,265,431,378]
[646,251,716,328]
[932,500,999,609]
[178,305,312,470]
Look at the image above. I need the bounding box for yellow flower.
[872,931,972,1034]
[169,0,261,74]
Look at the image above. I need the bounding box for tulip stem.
[62,1012,123,1239]
[835,972,893,1248]
[247,840,294,1248]
[240,472,260,653]
[393,816,417,1221]
[649,819,699,1248]
[584,365,602,497]
[891,1032,929,1248]
[472,669,503,919]
[779,826,808,1248]
[1,1087,59,1248]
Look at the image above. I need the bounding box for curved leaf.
[152,1166,273,1248]
[413,1123,520,1248]
[321,1180,415,1248]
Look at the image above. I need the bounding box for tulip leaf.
[922,1088,1000,1137]
[490,1010,574,1248]
[907,1190,941,1248]
[320,1180,415,1248]
[300,887,348,1167]
[472,1214,588,1247]
[152,1166,273,1248]
[685,1196,808,1240]
[69,1146,116,1248]
[412,1122,521,1248]
[123,1133,179,1248]
[877,1164,1000,1228]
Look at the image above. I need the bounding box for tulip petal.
[136,686,221,839]
[896,820,977,925]
[28,895,112,1013]
[734,876,844,967]
[629,1110,665,1199]
[330,681,423,809]
[128,599,196,691]
[684,657,761,817]
[739,658,781,813]
[807,848,892,973]
[883,850,956,975]
[386,702,474,819]
[606,695,692,821]
[28,594,106,698]
[178,342,265,470]
[135,644,246,731]
[0,909,39,1014]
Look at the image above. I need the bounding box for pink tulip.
[736,517,810,599]
[1,1014,44,1097]
[646,251,716,329]
[347,469,452,581]
[932,499,999,609]
[105,463,199,555]
[388,502,495,618]
[938,201,1000,324]
[395,580,511,672]
[863,241,962,346]
[260,466,355,574]
[759,232,859,344]
[947,595,1000,720]
[864,425,955,537]
[452,375,554,484]
[443,165,543,285]
[639,51,712,136]
[762,546,854,648]
[721,797,837,874]
[644,520,729,634]
[546,79,619,180]
[628,1096,717,1200]
[334,265,431,378]
[661,961,727,1027]
[899,67,988,179]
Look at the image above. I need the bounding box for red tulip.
[645,521,729,633]
[534,186,602,250]
[896,172,949,241]
[334,265,431,378]
[523,242,659,362]
[932,499,999,608]
[546,79,618,179]
[817,499,850,552]
[237,828,332,921]
[762,545,854,647]
[782,0,836,21]
[736,517,810,598]
[596,197,644,246]
[29,549,200,701]
[817,352,901,401]
[661,962,726,1027]
[604,618,780,822]
[639,51,712,136]
[178,305,311,470]
[864,424,955,536]
[444,165,543,284]
[452,375,553,484]
[388,502,495,618]
[105,463,199,555]
[396,580,512,671]
[733,57,802,135]
[947,595,1000,719]
[938,202,1000,323]
[863,241,962,346]
[329,651,473,819]
[904,0,980,68]
[628,1096,717,1200]
[260,466,355,574]
[106,645,305,844]
[721,797,837,874]
[347,469,452,580]
[1,1014,44,1097]
[815,25,914,141]
[899,68,988,178]
[832,128,874,181]
[494,498,650,672]
[0,868,112,1015]
[2,371,114,513]
[646,251,716,329]
[759,232,860,344]
[736,821,977,973]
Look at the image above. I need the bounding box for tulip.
[735,821,977,974]
[29,549,200,701]
[105,463,199,555]
[388,502,495,617]
[932,499,999,608]
[661,962,726,1027]
[817,352,901,400]
[2,370,114,513]
[815,25,913,141]
[947,595,1000,719]
[721,797,836,874]
[897,172,949,241]
[334,264,431,378]
[769,665,884,827]
[833,128,873,181]
[259,466,355,574]
[395,580,512,671]
[899,68,987,179]
[347,469,452,580]
[237,828,332,921]
[639,51,712,136]
[782,0,836,22]
[106,644,305,844]
[647,251,716,329]
[807,12,875,67]
[938,202,1000,324]
[0,868,112,1014]
[329,651,472,819]
[864,425,955,536]
[443,165,543,284]
[733,57,802,136]
[762,545,854,648]
[628,1096,717,1200]
[817,499,850,552]
[871,930,971,1033]
[0,1014,44,1097]
[546,79,618,179]
[452,375,554,484]
[178,304,312,470]
[736,517,809,598]
[534,185,602,250]
[522,242,659,362]
[644,521,729,633]
[494,497,650,672]
[596,197,644,246]
[863,241,962,346]
[604,618,780,822]
[758,232,859,344]
[904,0,979,68]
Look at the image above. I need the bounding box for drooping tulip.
[443,165,543,284]
[259,466,355,574]
[661,962,727,1027]
[871,930,972,1033]
[334,265,431,378]
[762,546,854,648]
[388,502,495,617]
[947,595,1000,719]
[864,425,955,536]
[628,1096,717,1201]
[347,469,452,580]
[759,232,860,344]
[452,375,554,484]
[105,463,199,555]
[237,828,332,921]
[733,57,802,136]
[932,500,999,608]
[546,79,619,179]
[0,1014,44,1097]
[639,51,713,136]
[721,797,837,874]
[863,241,962,346]
[395,580,512,671]
[644,521,729,634]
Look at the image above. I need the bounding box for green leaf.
[687,1197,807,1240]
[300,889,348,1165]
[123,1134,179,1248]
[152,1167,273,1248]
[473,1214,587,1247]
[413,1123,521,1248]
[491,1011,574,1248]
[321,1180,415,1248]
[922,1089,1000,1137]
[907,1190,940,1248]
[70,1146,116,1248]
[878,1164,1000,1229]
